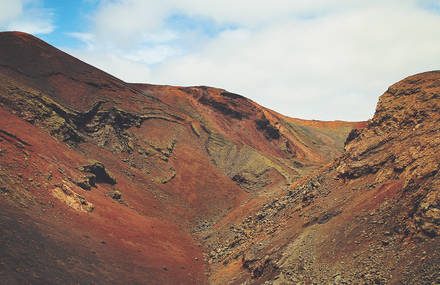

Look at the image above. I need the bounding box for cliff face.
[338,71,440,238]
[0,32,359,284]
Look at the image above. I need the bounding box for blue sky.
[38,1,235,49]
[40,1,98,48]
[1,0,440,121]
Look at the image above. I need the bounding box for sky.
[1,0,440,121]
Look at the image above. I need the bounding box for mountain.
[0,31,437,284]
[0,32,360,284]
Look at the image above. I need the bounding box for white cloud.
[6,18,54,35]
[69,1,440,120]
[67,32,96,49]
[0,0,54,35]
[67,48,152,83]
[92,0,169,45]
[0,0,22,23]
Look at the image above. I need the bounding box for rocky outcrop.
[0,79,185,155]
[77,161,117,185]
[52,182,94,213]
[255,117,281,140]
[337,71,440,237]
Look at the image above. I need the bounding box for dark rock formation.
[78,161,117,185]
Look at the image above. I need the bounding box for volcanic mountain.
[0,31,438,284]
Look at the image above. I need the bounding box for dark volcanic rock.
[78,161,116,185]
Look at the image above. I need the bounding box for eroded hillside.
[2,32,437,285]
[203,71,440,284]
[0,32,360,284]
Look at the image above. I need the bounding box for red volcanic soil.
[0,32,361,284]
[0,32,165,113]
[5,31,437,285]
[0,107,207,284]
[0,31,355,284]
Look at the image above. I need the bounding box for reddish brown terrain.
[0,31,438,284]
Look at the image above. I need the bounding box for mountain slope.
[204,71,440,284]
[0,32,360,284]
